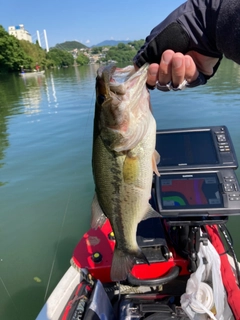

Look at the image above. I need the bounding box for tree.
[55,41,88,51]
[91,47,102,54]
[128,40,145,51]
[117,43,126,50]
[18,39,47,70]
[101,42,138,63]
[0,25,32,72]
[0,25,145,72]
[46,48,74,67]
[76,53,89,66]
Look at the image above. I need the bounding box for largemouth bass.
[91,63,160,281]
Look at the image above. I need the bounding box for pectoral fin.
[142,204,160,221]
[123,155,140,183]
[152,150,160,176]
[91,193,107,229]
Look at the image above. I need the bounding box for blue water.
[0,59,240,319]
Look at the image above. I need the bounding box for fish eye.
[97,94,105,105]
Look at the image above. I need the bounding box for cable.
[0,277,20,320]
[43,193,71,302]
[218,224,240,286]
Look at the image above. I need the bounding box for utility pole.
[37,29,49,51]
[44,29,49,52]
[36,30,42,47]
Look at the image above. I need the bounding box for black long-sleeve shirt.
[133,0,240,80]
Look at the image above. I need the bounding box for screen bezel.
[156,126,238,171]
[154,170,240,217]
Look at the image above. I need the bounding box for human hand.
[144,50,219,90]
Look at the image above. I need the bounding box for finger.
[184,55,199,83]
[186,51,219,76]
[158,50,175,85]
[171,53,185,87]
[147,63,159,86]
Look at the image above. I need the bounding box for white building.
[8,24,32,43]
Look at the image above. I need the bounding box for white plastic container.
[189,282,214,314]
[181,239,233,320]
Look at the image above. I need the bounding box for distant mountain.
[93,40,131,47]
[54,41,88,51]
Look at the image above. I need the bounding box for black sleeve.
[133,0,223,80]
[216,0,240,65]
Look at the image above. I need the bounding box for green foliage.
[76,53,90,66]
[18,39,47,69]
[0,25,32,72]
[128,39,145,51]
[0,24,144,72]
[46,48,74,67]
[0,25,79,72]
[101,41,142,63]
[91,47,102,54]
[54,41,88,51]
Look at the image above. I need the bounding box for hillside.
[54,41,88,50]
[93,40,130,47]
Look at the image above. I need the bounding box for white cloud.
[85,39,90,44]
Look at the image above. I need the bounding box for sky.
[0,0,186,48]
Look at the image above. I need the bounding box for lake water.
[1,59,240,320]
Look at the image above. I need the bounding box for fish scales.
[91,63,160,281]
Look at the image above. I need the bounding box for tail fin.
[110,248,149,281]
[110,248,134,281]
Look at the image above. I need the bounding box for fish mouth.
[95,66,129,137]
[96,64,117,98]
[95,63,150,152]
[96,64,148,102]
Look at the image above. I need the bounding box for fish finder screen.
[156,130,219,166]
[160,173,223,210]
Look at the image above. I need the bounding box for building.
[8,24,32,43]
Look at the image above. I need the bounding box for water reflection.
[20,72,61,117]
[21,89,41,115]
[46,73,58,113]
[20,74,45,116]
[0,74,24,186]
